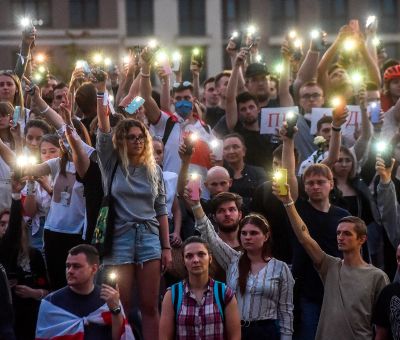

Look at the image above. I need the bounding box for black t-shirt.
[46,285,112,339]
[76,160,103,243]
[372,282,400,340]
[292,199,349,303]
[205,107,225,128]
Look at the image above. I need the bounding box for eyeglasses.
[301,93,322,100]
[125,134,145,143]
[172,81,192,89]
[304,179,329,187]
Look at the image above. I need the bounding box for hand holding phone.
[183,132,198,155]
[285,112,298,138]
[187,174,201,201]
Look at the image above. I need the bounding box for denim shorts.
[102,223,161,266]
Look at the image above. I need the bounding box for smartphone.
[368,101,381,124]
[230,31,243,51]
[191,49,204,68]
[125,96,145,115]
[187,174,201,201]
[12,106,21,127]
[376,142,393,168]
[103,270,117,289]
[171,52,181,72]
[349,19,360,33]
[273,169,288,196]
[285,112,298,138]
[332,97,347,116]
[183,132,196,155]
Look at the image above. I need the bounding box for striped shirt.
[196,215,294,338]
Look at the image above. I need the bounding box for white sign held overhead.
[260,106,299,135]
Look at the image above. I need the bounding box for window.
[178,46,207,84]
[319,0,348,33]
[222,0,250,38]
[11,0,52,28]
[270,0,299,35]
[69,0,98,28]
[178,0,205,36]
[126,0,154,36]
[369,0,398,32]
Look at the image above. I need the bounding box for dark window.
[369,0,398,32]
[178,46,207,84]
[222,0,250,38]
[319,0,348,33]
[178,0,205,36]
[126,0,154,36]
[69,0,99,28]
[11,0,52,28]
[270,0,299,35]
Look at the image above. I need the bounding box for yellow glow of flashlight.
[93,53,103,64]
[33,73,42,82]
[104,57,112,66]
[172,51,182,62]
[148,39,158,49]
[190,173,199,180]
[122,55,130,64]
[38,65,46,73]
[351,72,362,84]
[192,48,200,56]
[16,155,37,167]
[376,141,387,153]
[366,15,376,27]
[155,51,168,63]
[247,25,257,36]
[373,37,380,46]
[231,31,239,38]
[288,30,297,39]
[343,39,356,51]
[273,171,283,180]
[274,63,284,74]
[109,272,117,281]
[36,53,46,63]
[20,17,31,27]
[331,97,342,107]
[255,54,262,63]
[189,133,198,142]
[310,29,320,39]
[294,39,302,49]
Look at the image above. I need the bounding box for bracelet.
[162,246,171,250]
[283,201,295,208]
[331,124,341,132]
[40,105,50,115]
[141,71,150,78]
[191,203,202,210]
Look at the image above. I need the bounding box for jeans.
[241,320,279,340]
[294,296,321,340]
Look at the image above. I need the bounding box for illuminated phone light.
[36,53,46,63]
[104,57,112,66]
[172,51,182,62]
[231,31,239,39]
[274,63,284,74]
[122,55,130,64]
[192,48,200,56]
[109,95,114,103]
[210,140,219,149]
[288,30,297,39]
[294,39,302,49]
[351,72,362,84]
[366,15,376,27]
[370,102,377,108]
[108,272,117,281]
[76,60,84,68]
[155,51,168,63]
[247,25,257,36]
[28,156,37,165]
[255,54,262,63]
[20,17,31,27]
[190,173,199,180]
[92,53,103,64]
[273,171,283,180]
[33,73,42,82]
[148,39,158,49]
[286,111,296,120]
[343,39,356,51]
[310,29,320,39]
[37,66,46,74]
[16,155,28,167]
[376,141,387,153]
[189,133,198,142]
[331,97,342,107]
[373,37,380,46]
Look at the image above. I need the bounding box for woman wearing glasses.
[96,76,172,340]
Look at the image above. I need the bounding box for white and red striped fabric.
[35,299,135,340]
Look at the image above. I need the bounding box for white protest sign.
[260,106,299,135]
[310,106,361,137]
[310,108,333,135]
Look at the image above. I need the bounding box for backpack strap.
[171,281,184,320]
[162,116,176,145]
[213,280,226,321]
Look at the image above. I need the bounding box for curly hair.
[112,118,159,194]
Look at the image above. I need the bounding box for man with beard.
[40,75,57,105]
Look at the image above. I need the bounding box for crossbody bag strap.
[108,160,119,196]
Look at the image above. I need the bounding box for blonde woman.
[96,76,172,340]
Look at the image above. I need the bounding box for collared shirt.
[175,279,234,340]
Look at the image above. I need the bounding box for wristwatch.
[109,306,121,315]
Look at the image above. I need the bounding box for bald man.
[204,166,232,198]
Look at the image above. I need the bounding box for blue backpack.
[171,280,226,320]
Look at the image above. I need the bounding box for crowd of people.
[1,13,400,340]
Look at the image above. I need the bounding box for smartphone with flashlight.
[230,31,243,51]
[366,16,377,29]
[12,106,21,127]
[285,112,298,138]
[368,101,381,124]
[191,48,204,68]
[171,52,182,72]
[273,168,288,196]
[376,141,393,168]
[183,132,197,155]
[125,96,145,115]
[187,174,201,201]
[103,270,117,289]
[332,97,347,117]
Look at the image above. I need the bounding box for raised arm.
[225,49,248,131]
[272,184,325,268]
[357,34,381,86]
[139,48,162,124]
[14,27,36,79]
[65,125,90,178]
[321,106,348,168]
[95,73,110,133]
[279,39,294,106]
[191,62,201,100]
[154,66,171,113]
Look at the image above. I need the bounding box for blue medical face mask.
[175,100,193,119]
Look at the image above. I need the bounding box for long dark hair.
[237,214,272,296]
